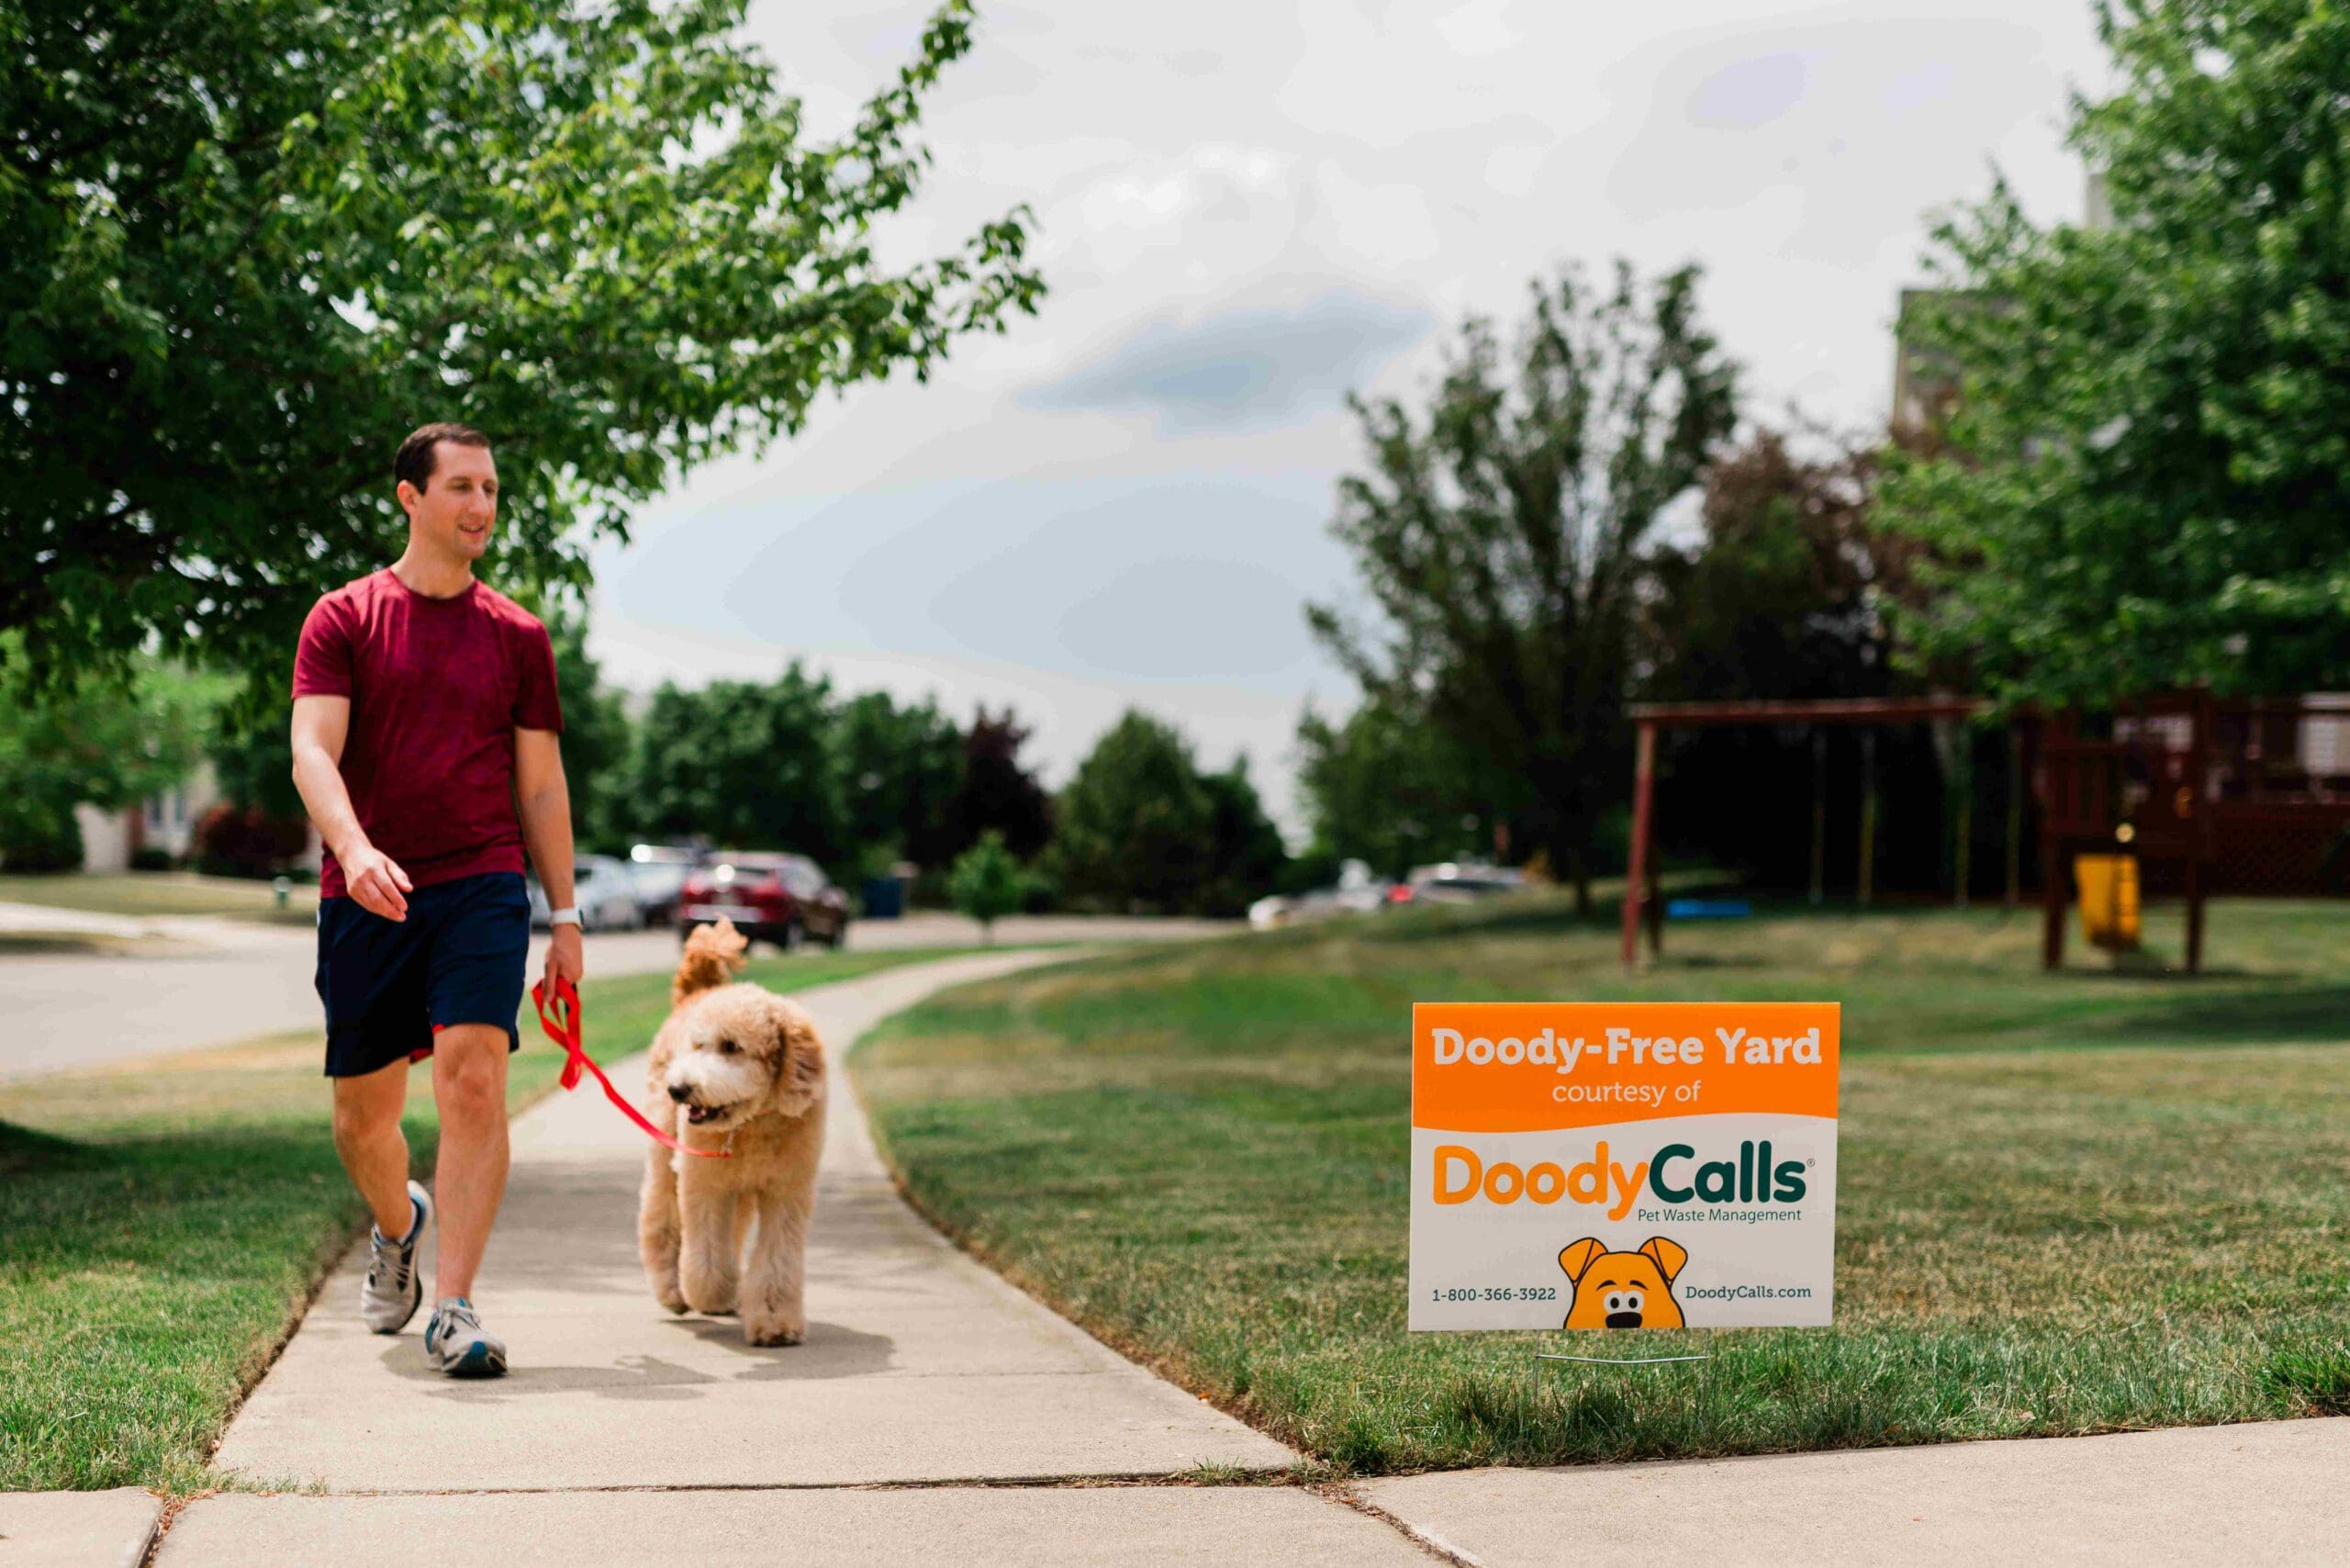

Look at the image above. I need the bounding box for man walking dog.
[290,422,583,1378]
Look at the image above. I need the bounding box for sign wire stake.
[1539,1327,1717,1368]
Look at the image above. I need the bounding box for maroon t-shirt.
[292,569,564,900]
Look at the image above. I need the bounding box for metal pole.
[2005,723,2023,912]
[2186,692,2209,973]
[2042,716,2066,970]
[1622,722,1656,971]
[1857,730,1877,908]
[1953,726,1972,908]
[1646,846,1664,958]
[1809,728,1827,907]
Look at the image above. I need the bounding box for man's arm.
[515,726,583,990]
[290,695,412,920]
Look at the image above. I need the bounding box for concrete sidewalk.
[1360,1417,2350,1565]
[208,948,1290,1491]
[158,951,1431,1564]
[0,1487,161,1568]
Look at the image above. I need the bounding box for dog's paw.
[744,1318,804,1347]
[655,1284,688,1316]
[681,1273,738,1315]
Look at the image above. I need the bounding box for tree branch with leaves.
[1308,262,1739,912]
[1881,0,2350,702]
[2,0,1043,684]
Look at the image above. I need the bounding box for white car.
[1251,861,1394,930]
[1389,862,1525,908]
[528,853,646,931]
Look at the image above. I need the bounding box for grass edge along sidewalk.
[853,896,2350,1474]
[0,946,985,1494]
[0,871,321,925]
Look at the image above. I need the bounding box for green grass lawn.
[0,932,161,957]
[856,896,2350,1473]
[0,946,977,1493]
[0,871,321,925]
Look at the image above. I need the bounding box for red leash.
[531,976,730,1159]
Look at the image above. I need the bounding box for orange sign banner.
[1411,1002,1840,1134]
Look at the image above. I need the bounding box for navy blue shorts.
[317,871,531,1078]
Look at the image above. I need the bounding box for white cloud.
[1018,284,1433,432]
[582,0,2116,853]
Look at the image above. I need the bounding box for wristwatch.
[548,906,582,927]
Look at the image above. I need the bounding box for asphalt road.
[0,910,1233,1085]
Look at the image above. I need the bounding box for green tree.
[1202,756,1289,913]
[834,691,965,871]
[205,705,305,823]
[626,666,844,863]
[1644,427,1899,704]
[0,652,209,868]
[1295,695,1501,881]
[946,831,1024,945]
[1047,711,1215,914]
[543,607,634,855]
[1308,263,1739,911]
[1641,427,1956,894]
[951,705,1053,860]
[1882,0,2350,701]
[3,0,1041,685]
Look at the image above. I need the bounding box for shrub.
[0,801,84,871]
[194,804,308,879]
[948,833,1027,944]
[1019,863,1060,914]
[129,846,175,872]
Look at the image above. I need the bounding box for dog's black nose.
[667,1083,693,1103]
[1606,1311,1642,1328]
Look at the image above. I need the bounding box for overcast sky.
[584,0,2112,840]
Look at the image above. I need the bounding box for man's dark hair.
[394,422,492,492]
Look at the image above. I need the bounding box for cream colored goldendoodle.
[637,919,826,1346]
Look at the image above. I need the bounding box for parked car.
[1248,893,1294,930]
[623,843,705,927]
[1251,860,1393,930]
[527,853,648,931]
[1385,862,1525,908]
[677,852,851,951]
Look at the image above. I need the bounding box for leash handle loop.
[530,976,729,1159]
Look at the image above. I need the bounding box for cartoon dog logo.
[1558,1236,1690,1329]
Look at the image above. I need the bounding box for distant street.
[0,907,1232,1084]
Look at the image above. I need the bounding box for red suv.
[677,852,852,951]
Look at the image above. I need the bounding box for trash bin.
[2074,854,2141,951]
[860,877,904,920]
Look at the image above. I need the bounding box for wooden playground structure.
[1619,691,2350,973]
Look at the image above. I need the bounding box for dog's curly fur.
[637,920,826,1346]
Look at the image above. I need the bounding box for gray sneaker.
[360,1180,431,1334]
[425,1297,508,1378]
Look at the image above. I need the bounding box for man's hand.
[543,923,585,997]
[341,842,413,922]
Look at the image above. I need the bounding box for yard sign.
[1409,1003,1838,1330]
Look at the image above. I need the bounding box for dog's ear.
[1558,1238,1606,1282]
[1639,1236,1688,1282]
[671,919,749,1007]
[765,996,825,1117]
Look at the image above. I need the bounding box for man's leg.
[331,1056,415,1238]
[430,1024,509,1303]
